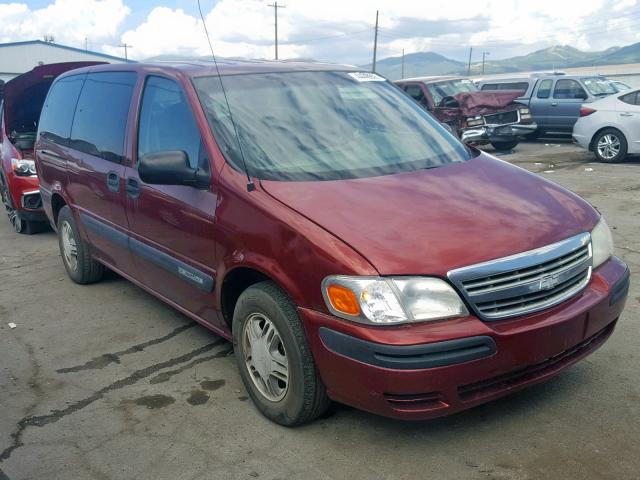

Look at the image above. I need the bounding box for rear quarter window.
[38,74,85,145]
[620,91,640,105]
[69,71,137,163]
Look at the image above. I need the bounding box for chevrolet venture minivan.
[35,62,629,425]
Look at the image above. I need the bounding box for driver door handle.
[126,177,140,199]
[551,102,558,106]
[620,112,633,117]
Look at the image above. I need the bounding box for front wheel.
[0,175,37,234]
[594,128,627,163]
[233,281,330,426]
[491,139,519,151]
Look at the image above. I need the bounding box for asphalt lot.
[1,139,639,480]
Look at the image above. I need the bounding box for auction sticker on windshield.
[348,72,385,82]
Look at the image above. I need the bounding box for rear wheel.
[233,281,330,426]
[0,175,37,234]
[593,128,627,163]
[524,130,542,140]
[57,206,104,284]
[491,139,519,151]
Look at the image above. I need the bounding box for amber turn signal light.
[326,284,360,316]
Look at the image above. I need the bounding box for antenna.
[197,0,255,192]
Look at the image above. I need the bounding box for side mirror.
[138,151,210,189]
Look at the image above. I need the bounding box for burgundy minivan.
[35,62,629,425]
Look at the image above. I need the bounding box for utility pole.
[119,43,133,60]
[267,1,285,60]
[372,10,379,73]
[401,48,405,79]
[467,46,473,76]
[85,37,88,51]
[482,51,490,75]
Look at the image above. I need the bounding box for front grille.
[484,110,518,125]
[448,233,592,320]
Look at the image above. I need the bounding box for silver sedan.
[573,89,640,163]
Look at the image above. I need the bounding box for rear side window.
[553,79,587,99]
[70,71,136,163]
[404,84,425,103]
[536,79,553,99]
[38,74,85,145]
[620,91,640,105]
[482,82,528,92]
[137,76,204,170]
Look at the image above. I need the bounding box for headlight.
[322,275,468,325]
[519,108,532,120]
[591,217,614,268]
[11,158,36,176]
[466,116,484,127]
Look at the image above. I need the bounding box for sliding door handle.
[106,171,120,192]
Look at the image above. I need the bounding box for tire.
[491,139,519,151]
[0,174,38,235]
[232,281,330,426]
[57,206,104,284]
[524,130,542,140]
[593,128,628,163]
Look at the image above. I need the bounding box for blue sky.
[2,0,639,64]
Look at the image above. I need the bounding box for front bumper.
[461,122,538,144]
[302,256,628,420]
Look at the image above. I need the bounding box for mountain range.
[366,43,640,80]
[145,42,640,80]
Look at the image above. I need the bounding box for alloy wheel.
[597,134,621,160]
[1,182,23,233]
[61,220,78,272]
[242,312,289,402]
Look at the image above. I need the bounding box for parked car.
[36,62,629,426]
[1,62,103,233]
[395,76,536,151]
[573,89,640,162]
[479,74,617,137]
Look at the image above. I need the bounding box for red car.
[395,76,536,151]
[35,62,629,425]
[1,62,102,233]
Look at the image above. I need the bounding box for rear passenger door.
[65,71,137,272]
[550,79,588,131]
[124,75,221,328]
[530,79,553,129]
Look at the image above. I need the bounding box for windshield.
[426,79,478,105]
[193,71,470,181]
[582,77,617,96]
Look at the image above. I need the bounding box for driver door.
[124,75,222,328]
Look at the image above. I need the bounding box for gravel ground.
[1,140,638,480]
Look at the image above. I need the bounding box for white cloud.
[0,0,638,63]
[0,0,129,49]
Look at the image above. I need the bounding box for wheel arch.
[50,192,68,227]
[219,266,275,329]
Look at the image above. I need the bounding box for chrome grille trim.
[483,110,519,126]
[448,233,592,320]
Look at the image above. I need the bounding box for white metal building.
[0,40,133,83]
